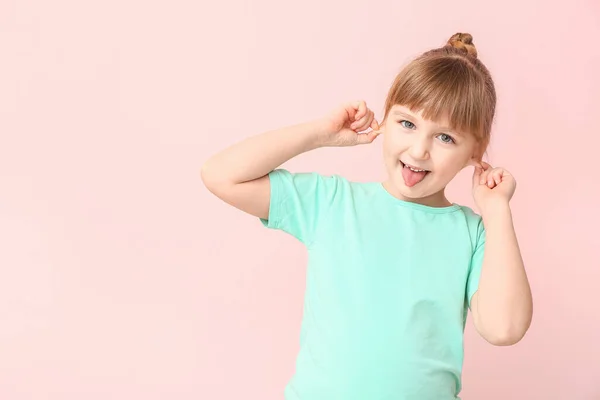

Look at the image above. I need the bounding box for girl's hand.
[319,100,381,147]
[472,162,517,215]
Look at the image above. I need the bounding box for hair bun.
[447,33,478,58]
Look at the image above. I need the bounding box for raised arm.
[470,163,533,346]
[201,101,380,219]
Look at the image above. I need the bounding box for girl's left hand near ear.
[472,162,517,213]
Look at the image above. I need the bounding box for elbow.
[201,160,234,201]
[474,297,533,347]
[484,330,525,346]
[200,161,212,188]
[201,160,220,194]
[480,319,531,346]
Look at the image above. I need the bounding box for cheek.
[382,132,403,154]
[434,153,471,176]
[382,135,395,156]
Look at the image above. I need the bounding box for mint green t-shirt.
[261,169,486,400]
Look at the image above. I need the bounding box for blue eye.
[438,133,455,144]
[400,120,415,129]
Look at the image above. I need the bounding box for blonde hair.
[383,33,496,158]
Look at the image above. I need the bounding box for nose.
[408,135,431,161]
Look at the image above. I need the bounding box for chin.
[389,170,445,203]
[398,183,433,200]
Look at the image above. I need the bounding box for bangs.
[386,57,492,140]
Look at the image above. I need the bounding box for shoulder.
[456,204,482,224]
[270,168,369,194]
[455,204,485,248]
[270,169,389,212]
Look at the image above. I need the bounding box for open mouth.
[400,161,430,187]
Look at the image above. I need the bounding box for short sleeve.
[466,218,486,308]
[260,169,339,246]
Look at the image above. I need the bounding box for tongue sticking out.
[402,166,428,187]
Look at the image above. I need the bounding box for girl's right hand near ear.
[202,100,380,220]
[318,100,381,147]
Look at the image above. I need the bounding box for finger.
[493,170,503,186]
[479,167,492,185]
[362,111,375,131]
[353,101,367,121]
[343,102,358,122]
[350,109,371,130]
[370,117,380,131]
[472,164,484,187]
[480,161,492,171]
[352,110,374,132]
[487,168,502,188]
[355,129,379,145]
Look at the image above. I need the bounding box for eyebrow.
[391,110,461,136]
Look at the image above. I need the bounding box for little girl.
[202,33,533,400]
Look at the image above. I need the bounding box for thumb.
[355,130,380,145]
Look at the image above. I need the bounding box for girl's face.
[381,105,481,207]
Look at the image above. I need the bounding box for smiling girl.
[202,32,533,400]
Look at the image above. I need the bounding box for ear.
[465,156,483,169]
[379,117,387,130]
[465,142,487,169]
[374,125,386,136]
[376,109,392,136]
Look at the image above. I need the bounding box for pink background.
[1,0,599,399]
